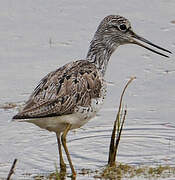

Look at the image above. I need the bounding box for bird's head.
[95,15,171,57]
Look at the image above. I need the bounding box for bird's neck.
[86,35,117,76]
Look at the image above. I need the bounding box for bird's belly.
[26,113,92,133]
[24,96,105,133]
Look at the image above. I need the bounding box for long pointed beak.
[129,30,172,58]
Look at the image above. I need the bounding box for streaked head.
[95,15,171,57]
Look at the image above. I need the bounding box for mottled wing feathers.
[13,60,102,119]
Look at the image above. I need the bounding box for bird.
[12,15,171,177]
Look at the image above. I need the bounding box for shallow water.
[0,0,175,179]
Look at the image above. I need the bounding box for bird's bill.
[129,30,172,58]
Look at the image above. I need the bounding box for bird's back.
[13,60,106,123]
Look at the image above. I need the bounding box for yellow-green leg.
[61,124,76,177]
[56,132,66,172]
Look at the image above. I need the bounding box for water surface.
[0,0,175,179]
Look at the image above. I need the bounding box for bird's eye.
[119,24,127,31]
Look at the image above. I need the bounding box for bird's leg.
[61,123,76,177]
[56,132,66,172]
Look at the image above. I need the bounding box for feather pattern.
[13,60,104,119]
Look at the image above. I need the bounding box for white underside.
[23,111,96,133]
[16,96,105,133]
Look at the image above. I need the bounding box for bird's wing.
[13,60,102,119]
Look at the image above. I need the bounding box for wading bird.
[13,15,171,177]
